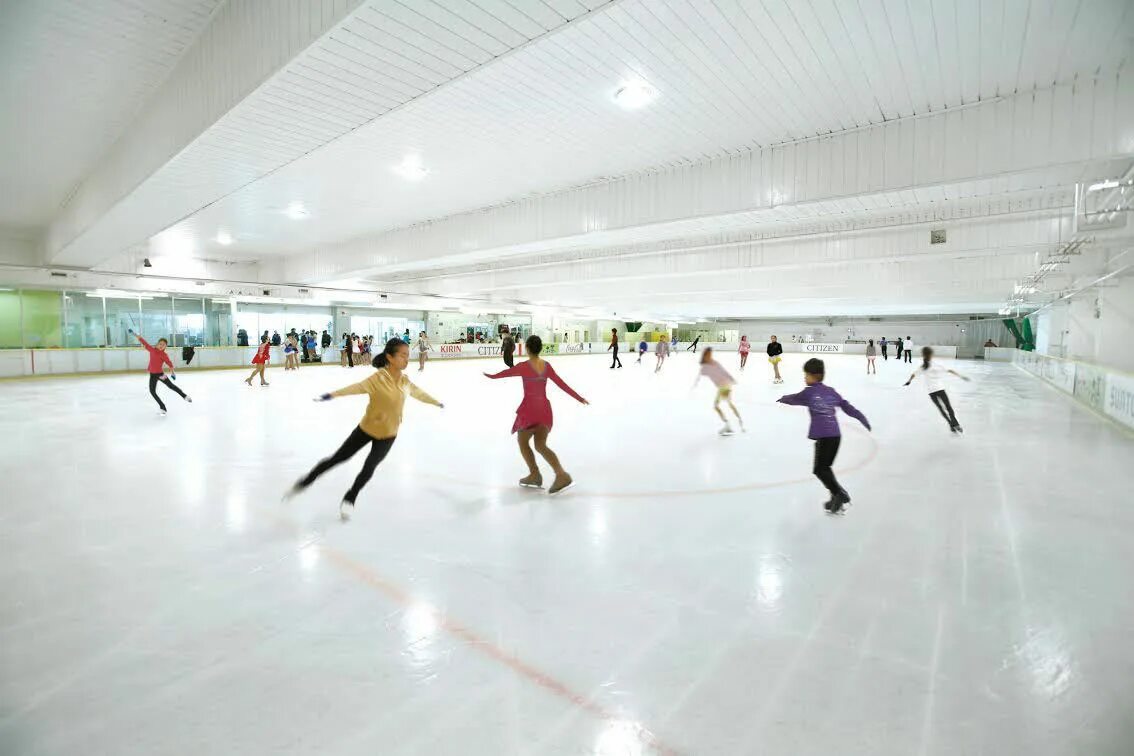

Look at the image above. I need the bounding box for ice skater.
[502,331,516,368]
[284,334,299,370]
[416,331,430,372]
[739,335,751,369]
[608,328,622,369]
[288,338,443,519]
[894,336,903,362]
[637,338,648,363]
[777,358,871,514]
[244,334,271,386]
[904,347,969,433]
[767,335,784,383]
[903,336,914,364]
[484,335,588,495]
[880,336,888,360]
[132,331,191,415]
[694,347,744,436]
[866,339,877,374]
[655,335,670,372]
[686,335,701,352]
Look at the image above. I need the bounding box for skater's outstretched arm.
[776,389,808,405]
[406,380,443,408]
[947,369,971,382]
[546,364,588,404]
[903,373,916,386]
[483,365,525,379]
[838,397,872,431]
[324,374,377,399]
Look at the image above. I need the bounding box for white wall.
[726,318,1010,357]
[1040,273,1134,372]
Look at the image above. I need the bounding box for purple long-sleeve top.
[777,382,871,439]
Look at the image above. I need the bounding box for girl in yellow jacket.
[287,338,443,519]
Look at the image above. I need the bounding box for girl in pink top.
[694,347,744,435]
[738,335,751,369]
[484,334,588,494]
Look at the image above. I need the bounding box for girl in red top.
[244,334,271,386]
[132,331,190,414]
[484,334,588,494]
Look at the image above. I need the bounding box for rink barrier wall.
[1012,350,1134,432]
[0,341,961,379]
[984,347,1017,361]
[0,341,962,378]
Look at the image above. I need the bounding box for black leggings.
[813,436,845,497]
[299,426,395,503]
[611,348,621,368]
[148,372,185,411]
[929,390,960,429]
[503,352,514,368]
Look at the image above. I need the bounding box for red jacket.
[138,336,173,374]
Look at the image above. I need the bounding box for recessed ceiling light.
[393,155,429,181]
[286,202,309,219]
[613,79,657,109]
[1087,179,1119,192]
[216,231,233,245]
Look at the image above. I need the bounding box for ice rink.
[2,350,1133,755]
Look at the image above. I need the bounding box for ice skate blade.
[548,481,574,495]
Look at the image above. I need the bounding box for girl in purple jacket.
[777,358,871,514]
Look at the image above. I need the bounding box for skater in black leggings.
[286,338,443,519]
[608,328,622,369]
[904,347,970,433]
[133,332,191,414]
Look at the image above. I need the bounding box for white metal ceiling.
[49,0,1134,264]
[0,0,222,227]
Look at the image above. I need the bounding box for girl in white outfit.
[904,346,970,433]
[655,336,670,373]
[416,331,430,371]
[865,339,877,374]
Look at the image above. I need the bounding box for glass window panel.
[63,292,109,347]
[104,296,141,347]
[20,290,63,348]
[172,297,205,346]
[209,299,235,346]
[139,295,172,343]
[0,289,21,348]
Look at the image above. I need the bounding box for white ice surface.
[2,351,1132,755]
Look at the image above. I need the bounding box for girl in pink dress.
[738,335,751,369]
[484,335,588,494]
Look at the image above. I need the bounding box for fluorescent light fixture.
[85,289,167,300]
[1087,180,1120,192]
[392,155,429,181]
[216,231,233,245]
[613,79,657,109]
[285,202,309,219]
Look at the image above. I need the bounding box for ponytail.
[921,346,933,370]
[372,337,406,369]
